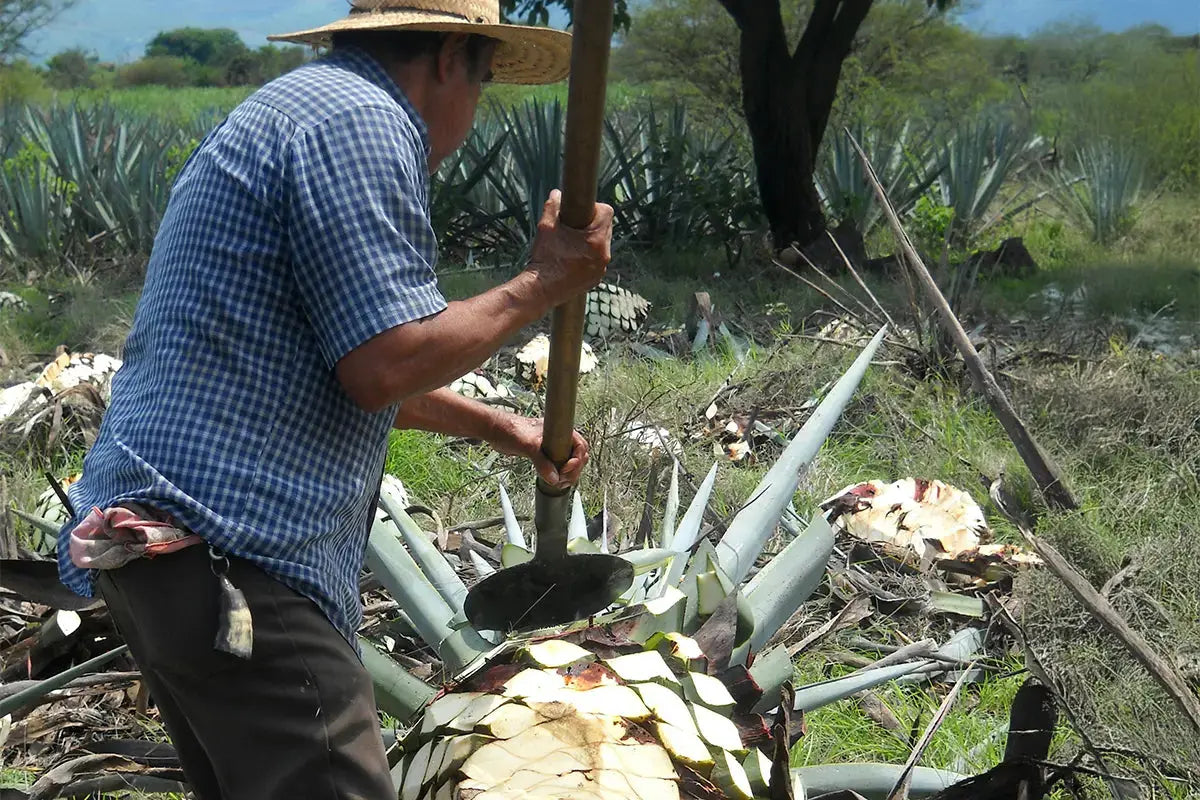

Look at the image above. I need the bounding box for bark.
[717,0,876,253]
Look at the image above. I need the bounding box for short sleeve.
[286,105,447,368]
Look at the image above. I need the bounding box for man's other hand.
[491,414,589,489]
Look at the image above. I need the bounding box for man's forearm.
[392,387,512,443]
[336,270,551,412]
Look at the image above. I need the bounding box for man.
[56,2,612,797]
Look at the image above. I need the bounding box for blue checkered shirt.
[57,47,447,650]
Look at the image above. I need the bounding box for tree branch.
[803,0,875,154]
[793,0,841,68]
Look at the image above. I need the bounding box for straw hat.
[268,0,572,85]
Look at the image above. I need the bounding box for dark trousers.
[96,545,394,800]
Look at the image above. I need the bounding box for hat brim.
[267,15,572,85]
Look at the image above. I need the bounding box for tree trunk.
[719,0,875,255]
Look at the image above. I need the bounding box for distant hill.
[24,0,1200,64]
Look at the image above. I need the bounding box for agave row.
[0,97,1109,270]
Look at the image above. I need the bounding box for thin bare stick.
[791,245,890,329]
[771,256,865,326]
[885,661,976,800]
[825,229,900,332]
[846,127,1079,511]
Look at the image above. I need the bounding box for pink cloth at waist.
[69,503,204,571]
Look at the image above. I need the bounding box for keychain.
[209,546,253,659]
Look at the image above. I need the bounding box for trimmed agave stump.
[391,622,786,800]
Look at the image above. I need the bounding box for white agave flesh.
[478,770,678,800]
[652,720,714,773]
[421,692,486,736]
[594,768,681,800]
[476,701,547,739]
[401,740,433,800]
[423,739,450,788]
[603,651,679,685]
[522,639,596,668]
[691,703,745,752]
[539,685,652,720]
[465,782,608,800]
[633,682,700,736]
[446,693,511,733]
[683,671,736,711]
[743,748,775,794]
[389,752,409,794]
[500,543,534,567]
[439,733,492,775]
[711,749,755,800]
[501,668,567,698]
[651,632,707,672]
[462,717,674,787]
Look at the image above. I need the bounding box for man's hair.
[331,30,495,79]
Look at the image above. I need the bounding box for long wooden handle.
[540,0,615,473]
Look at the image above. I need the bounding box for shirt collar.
[325,46,432,158]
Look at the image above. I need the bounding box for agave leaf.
[630,586,688,643]
[364,520,489,673]
[716,326,887,585]
[651,462,719,599]
[378,488,468,615]
[497,482,525,547]
[360,638,436,723]
[926,590,984,619]
[792,764,966,799]
[746,644,794,714]
[468,550,495,578]
[679,542,734,632]
[618,547,675,574]
[365,520,455,648]
[0,645,128,719]
[744,514,836,653]
[10,507,63,539]
[566,537,600,555]
[671,462,718,555]
[568,491,588,542]
[659,459,680,548]
[896,627,986,686]
[791,660,932,713]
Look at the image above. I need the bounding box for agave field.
[0,81,1196,800]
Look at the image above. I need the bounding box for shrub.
[116,56,193,88]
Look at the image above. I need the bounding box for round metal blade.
[464,554,634,633]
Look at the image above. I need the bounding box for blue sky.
[24,0,1200,64]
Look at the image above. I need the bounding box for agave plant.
[602,103,758,256]
[936,114,1046,247]
[355,327,974,800]
[1051,140,1143,245]
[815,122,945,239]
[0,101,192,261]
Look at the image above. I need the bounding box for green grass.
[383,428,497,511]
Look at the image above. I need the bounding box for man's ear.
[434,33,469,83]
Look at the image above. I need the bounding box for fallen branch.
[1025,531,1200,732]
[847,128,1079,511]
[986,479,1200,732]
[0,671,139,704]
